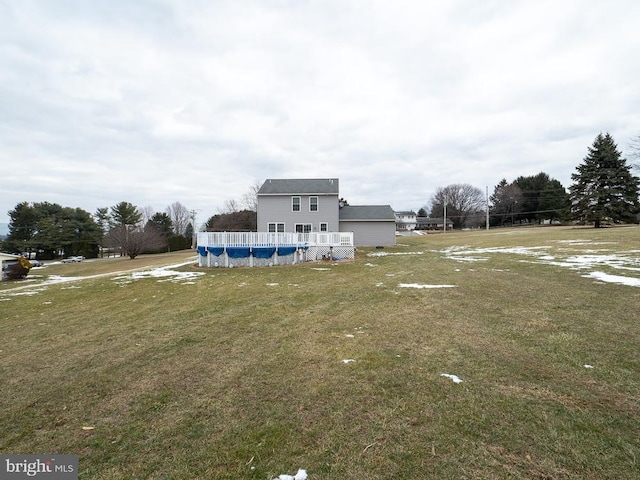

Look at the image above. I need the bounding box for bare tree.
[241,181,262,212]
[105,224,166,259]
[630,134,640,171]
[430,184,486,229]
[166,202,190,236]
[222,199,240,214]
[141,205,155,226]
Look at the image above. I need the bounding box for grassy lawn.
[1,227,639,479]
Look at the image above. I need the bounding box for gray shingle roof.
[258,178,339,195]
[339,205,395,221]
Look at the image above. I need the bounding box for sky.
[2,0,639,231]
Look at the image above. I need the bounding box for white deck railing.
[197,231,353,248]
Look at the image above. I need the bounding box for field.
[1,226,639,479]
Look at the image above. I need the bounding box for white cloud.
[2,0,639,225]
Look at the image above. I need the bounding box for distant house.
[257,178,396,247]
[394,210,417,231]
[416,216,454,230]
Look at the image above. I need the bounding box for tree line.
[421,133,639,229]
[2,201,194,260]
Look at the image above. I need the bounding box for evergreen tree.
[110,202,142,227]
[569,133,640,227]
[490,179,523,226]
[148,212,174,238]
[538,178,569,223]
[515,172,568,224]
[5,202,39,254]
[5,202,99,258]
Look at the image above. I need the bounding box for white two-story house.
[394,210,417,231]
[257,178,395,247]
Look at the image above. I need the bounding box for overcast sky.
[2,0,639,229]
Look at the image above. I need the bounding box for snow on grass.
[342,359,356,364]
[584,364,594,369]
[113,264,204,284]
[275,469,307,480]
[438,244,640,287]
[367,251,425,257]
[1,288,48,297]
[443,245,551,263]
[440,373,463,383]
[582,271,640,287]
[398,283,456,289]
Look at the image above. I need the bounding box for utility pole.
[486,186,490,230]
[190,210,197,249]
[443,202,447,233]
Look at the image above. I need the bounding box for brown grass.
[1,227,639,479]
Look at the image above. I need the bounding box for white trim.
[268,222,285,233]
[319,222,328,232]
[295,223,312,233]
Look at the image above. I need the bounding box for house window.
[268,222,285,233]
[319,222,328,232]
[292,196,301,212]
[295,223,312,233]
[309,196,318,212]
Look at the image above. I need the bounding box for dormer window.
[292,196,301,212]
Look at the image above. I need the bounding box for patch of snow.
[119,266,204,283]
[448,256,489,262]
[439,245,640,287]
[584,364,594,369]
[266,283,279,286]
[554,239,591,244]
[276,469,307,480]
[398,283,456,289]
[345,334,355,338]
[440,373,463,383]
[2,289,47,296]
[342,359,356,364]
[367,251,425,257]
[311,267,331,271]
[48,275,83,283]
[364,263,378,267]
[582,271,640,287]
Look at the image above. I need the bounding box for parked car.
[61,256,85,263]
[30,259,43,267]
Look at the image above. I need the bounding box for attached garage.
[339,205,396,247]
